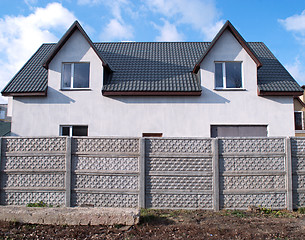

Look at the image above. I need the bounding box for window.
[215,62,242,89]
[62,63,90,89]
[60,125,88,136]
[294,112,303,130]
[211,125,267,137]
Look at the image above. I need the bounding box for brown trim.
[2,91,47,97]
[294,96,305,108]
[258,90,303,96]
[193,21,262,73]
[42,21,111,71]
[102,91,202,96]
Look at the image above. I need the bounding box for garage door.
[211,125,267,137]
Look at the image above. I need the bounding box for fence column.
[139,138,146,208]
[212,138,219,211]
[285,137,293,211]
[65,137,72,207]
[0,137,2,205]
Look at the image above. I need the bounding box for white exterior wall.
[11,29,295,137]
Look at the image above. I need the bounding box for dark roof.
[2,44,55,96]
[248,42,303,95]
[2,41,303,96]
[98,42,208,94]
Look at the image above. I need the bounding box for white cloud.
[279,10,305,35]
[146,0,224,40]
[77,0,101,5]
[153,20,184,42]
[96,0,135,41]
[101,19,133,41]
[0,2,76,103]
[285,57,305,86]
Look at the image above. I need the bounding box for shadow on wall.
[14,87,75,104]
[107,87,230,104]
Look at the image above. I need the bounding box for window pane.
[215,63,223,88]
[62,64,71,88]
[211,125,267,137]
[295,112,303,130]
[61,126,70,136]
[73,63,89,88]
[225,62,242,88]
[72,126,88,136]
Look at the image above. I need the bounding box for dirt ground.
[0,208,304,240]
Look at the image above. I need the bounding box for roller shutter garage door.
[211,125,267,137]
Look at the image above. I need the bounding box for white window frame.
[214,61,244,90]
[61,62,90,90]
[60,125,88,136]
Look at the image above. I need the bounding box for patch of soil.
[0,209,304,239]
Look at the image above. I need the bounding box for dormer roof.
[193,20,262,73]
[42,21,111,71]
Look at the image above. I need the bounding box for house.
[294,85,305,136]
[1,21,303,137]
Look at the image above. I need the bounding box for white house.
[2,21,303,137]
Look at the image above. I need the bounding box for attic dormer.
[42,21,111,92]
[194,21,262,93]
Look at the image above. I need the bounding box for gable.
[193,21,261,73]
[42,21,111,71]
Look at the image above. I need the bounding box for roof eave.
[258,90,303,96]
[42,21,112,71]
[102,91,202,96]
[2,86,48,97]
[193,20,262,74]
[1,91,47,97]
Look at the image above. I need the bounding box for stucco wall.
[11,29,295,137]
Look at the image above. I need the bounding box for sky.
[0,0,305,103]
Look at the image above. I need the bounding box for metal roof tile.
[1,42,302,95]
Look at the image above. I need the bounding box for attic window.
[62,63,90,89]
[215,62,242,89]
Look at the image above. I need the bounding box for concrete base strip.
[0,206,140,226]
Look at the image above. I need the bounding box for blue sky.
[0,0,305,102]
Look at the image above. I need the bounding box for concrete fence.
[0,137,304,210]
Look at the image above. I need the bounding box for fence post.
[139,138,146,208]
[0,137,2,205]
[285,137,293,211]
[212,138,219,211]
[65,137,72,207]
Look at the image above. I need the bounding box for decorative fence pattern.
[145,138,213,209]
[0,136,304,210]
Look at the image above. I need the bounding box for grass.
[298,207,305,214]
[26,201,52,208]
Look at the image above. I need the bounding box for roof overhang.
[193,20,262,73]
[42,21,111,71]
[102,91,202,96]
[2,90,47,97]
[258,89,303,96]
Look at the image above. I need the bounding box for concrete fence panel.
[0,137,66,206]
[291,138,305,208]
[145,138,213,209]
[0,136,304,210]
[71,137,140,208]
[219,138,287,209]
